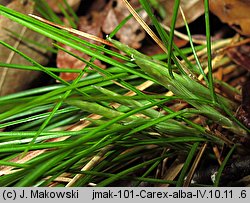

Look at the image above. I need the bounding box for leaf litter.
[0,0,52,96]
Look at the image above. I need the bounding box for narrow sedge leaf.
[167,0,180,79]
[176,142,200,186]
[139,0,192,76]
[14,99,168,185]
[33,0,63,24]
[214,145,236,186]
[97,154,170,186]
[65,99,133,121]
[58,3,77,29]
[63,0,79,24]
[15,149,74,186]
[204,0,217,102]
[0,73,127,120]
[69,170,177,185]
[122,0,168,53]
[0,63,82,73]
[93,85,161,118]
[139,0,168,49]
[23,50,88,155]
[180,8,209,85]
[133,160,162,186]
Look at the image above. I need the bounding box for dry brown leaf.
[0,0,11,5]
[162,0,204,28]
[57,13,106,81]
[0,0,52,96]
[89,0,107,12]
[210,0,250,36]
[102,0,146,49]
[46,0,81,13]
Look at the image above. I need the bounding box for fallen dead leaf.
[0,0,11,5]
[210,0,250,36]
[102,0,147,49]
[0,0,52,96]
[89,0,107,12]
[162,0,204,28]
[57,13,106,81]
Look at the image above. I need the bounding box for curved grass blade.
[167,0,180,78]
[180,7,209,85]
[176,142,200,186]
[204,0,217,102]
[214,145,236,186]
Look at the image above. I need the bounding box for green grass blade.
[180,9,209,85]
[33,0,63,24]
[167,0,180,78]
[96,154,171,186]
[204,0,217,102]
[176,142,200,186]
[63,0,79,24]
[58,3,77,29]
[214,145,236,186]
[0,63,82,73]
